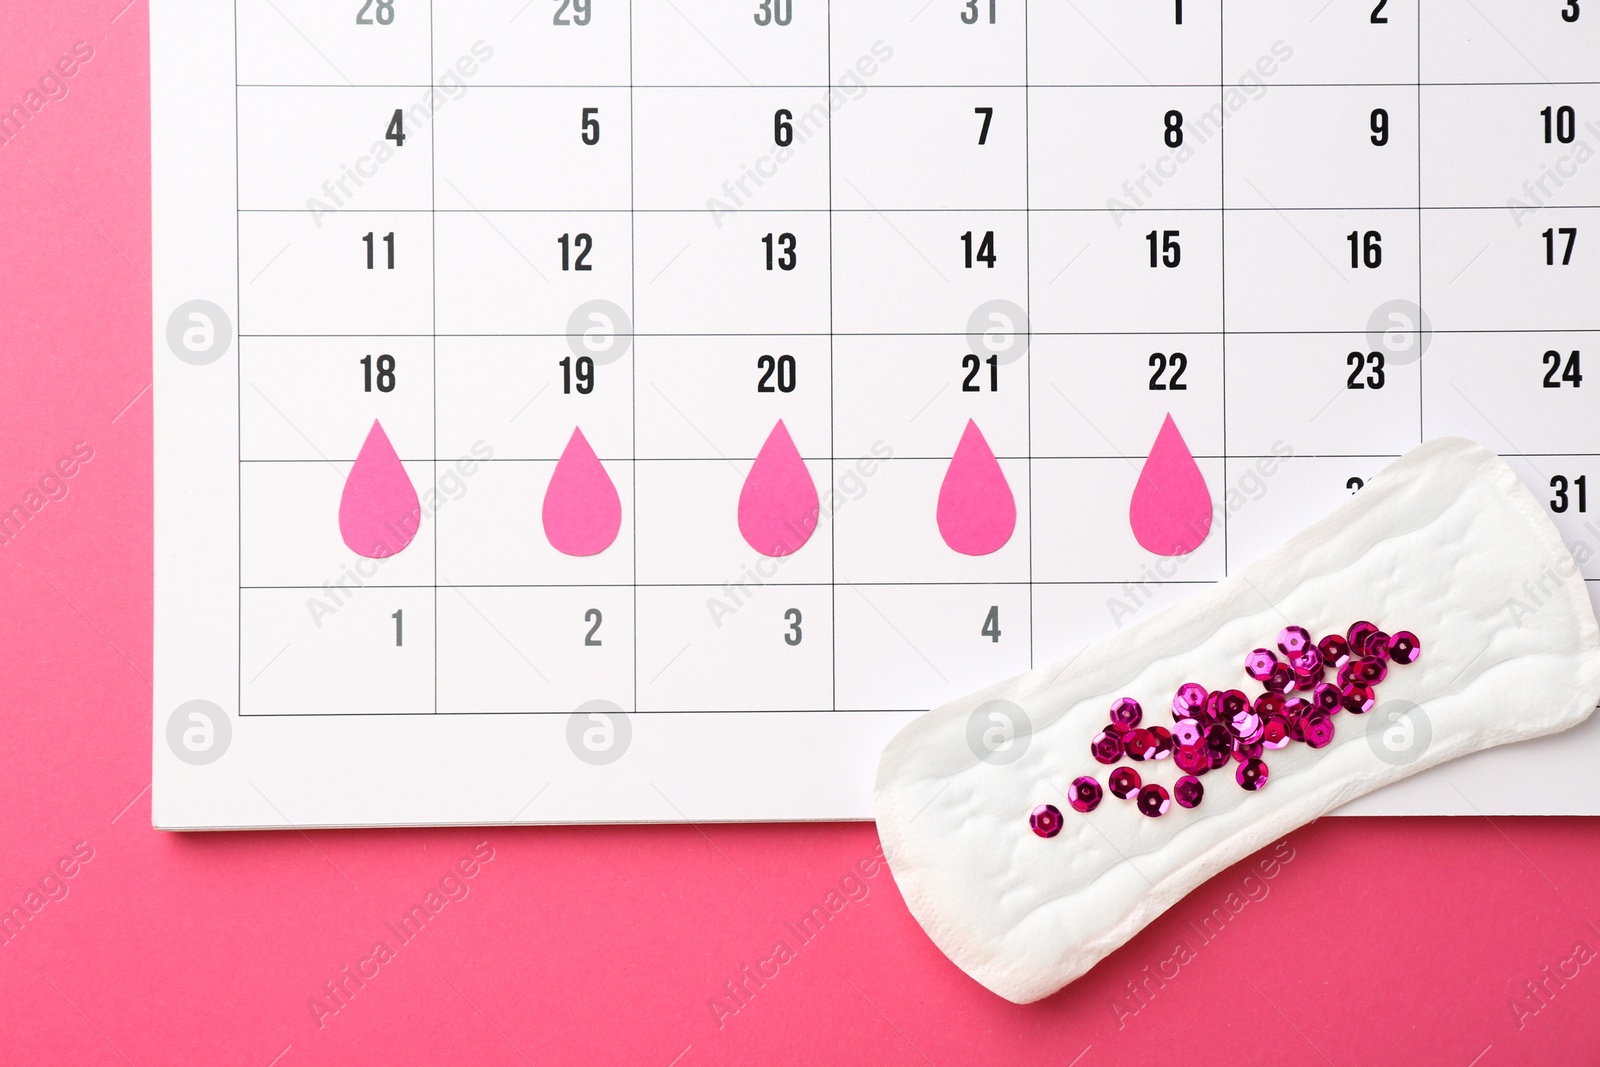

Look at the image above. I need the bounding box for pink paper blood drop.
[1129,413,1212,557]
[339,419,421,559]
[543,427,621,557]
[739,419,819,557]
[937,419,1016,556]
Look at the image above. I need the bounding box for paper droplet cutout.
[937,419,1015,556]
[739,420,819,557]
[1130,413,1213,557]
[543,427,621,557]
[340,420,421,559]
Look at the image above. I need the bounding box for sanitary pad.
[874,437,1600,1003]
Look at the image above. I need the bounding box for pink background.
[2,2,1599,1063]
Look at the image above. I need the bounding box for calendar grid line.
[233,0,242,725]
[235,709,933,718]
[239,581,1230,590]
[1024,0,1035,672]
[234,329,1600,338]
[1417,0,1426,449]
[233,81,1600,90]
[1219,0,1229,579]
[628,0,638,718]
[234,205,1600,214]
[827,0,838,713]
[430,0,439,715]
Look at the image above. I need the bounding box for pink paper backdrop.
[2,3,1598,1063]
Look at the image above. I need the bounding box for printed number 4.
[982,605,1001,643]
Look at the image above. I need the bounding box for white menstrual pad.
[874,438,1600,1003]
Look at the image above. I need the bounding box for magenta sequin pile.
[1030,621,1421,834]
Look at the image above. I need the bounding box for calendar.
[153,0,1600,829]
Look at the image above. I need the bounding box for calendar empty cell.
[1030,210,1223,334]
[1226,333,1420,457]
[636,586,832,712]
[236,0,431,86]
[1225,209,1419,332]
[436,459,633,587]
[1422,86,1600,209]
[240,210,433,335]
[833,583,1030,712]
[1029,335,1224,459]
[437,586,634,713]
[1033,582,1211,663]
[830,334,1027,462]
[241,336,434,462]
[829,1,1019,87]
[1031,457,1226,583]
[432,1,629,87]
[635,459,833,586]
[633,89,831,212]
[633,0,829,87]
[634,210,829,334]
[1422,333,1600,455]
[1499,456,1600,581]
[1422,208,1600,332]
[434,87,631,211]
[634,336,829,461]
[1421,0,1598,84]
[830,87,1026,210]
[1223,0,1415,86]
[1223,454,1391,573]
[831,459,1029,585]
[241,587,435,716]
[1031,87,1224,211]
[1028,0,1221,87]
[242,460,435,588]
[832,210,1026,335]
[238,87,433,211]
[1225,86,1418,209]
[435,210,631,334]
[435,336,632,462]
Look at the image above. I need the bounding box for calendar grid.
[225,2,1600,723]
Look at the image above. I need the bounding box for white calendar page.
[153,0,1600,829]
